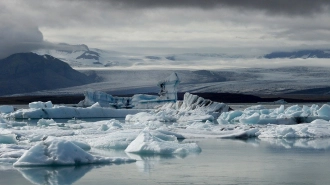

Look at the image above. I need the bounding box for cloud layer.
[1,0,330,59]
[104,0,330,15]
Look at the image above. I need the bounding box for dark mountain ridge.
[0,53,96,96]
[264,49,330,59]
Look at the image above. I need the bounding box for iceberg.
[157,72,180,101]
[77,89,133,108]
[78,72,180,109]
[7,102,144,119]
[13,138,135,167]
[257,119,330,138]
[126,92,229,122]
[218,104,330,125]
[5,73,182,119]
[125,128,201,155]
[29,101,53,109]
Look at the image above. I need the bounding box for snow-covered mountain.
[264,49,330,59]
[33,44,251,68]
[34,44,146,68]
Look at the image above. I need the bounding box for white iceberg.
[126,92,229,122]
[13,138,135,167]
[78,72,180,109]
[257,119,330,138]
[125,128,201,155]
[218,104,330,125]
[157,72,180,101]
[29,101,53,109]
[7,102,144,119]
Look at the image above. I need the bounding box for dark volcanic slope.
[0,53,95,96]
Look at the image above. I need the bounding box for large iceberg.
[78,72,180,109]
[13,138,135,167]
[218,104,330,125]
[126,92,230,122]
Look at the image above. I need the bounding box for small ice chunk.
[317,104,330,118]
[98,124,109,131]
[29,101,53,109]
[0,105,14,114]
[239,113,260,124]
[274,99,287,104]
[0,134,18,144]
[37,118,56,127]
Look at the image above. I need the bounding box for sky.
[1,0,330,59]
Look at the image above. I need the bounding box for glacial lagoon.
[1,138,330,185]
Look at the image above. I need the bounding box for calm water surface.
[1,138,330,185]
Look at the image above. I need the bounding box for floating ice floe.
[126,92,229,123]
[13,138,135,167]
[0,144,30,164]
[6,102,144,119]
[125,128,201,155]
[0,105,14,114]
[257,119,330,138]
[218,104,330,125]
[0,133,18,144]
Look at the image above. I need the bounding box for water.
[2,138,330,185]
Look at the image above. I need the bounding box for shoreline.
[0,93,329,105]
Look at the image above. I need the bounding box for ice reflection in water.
[16,165,94,185]
[260,137,330,150]
[126,152,198,173]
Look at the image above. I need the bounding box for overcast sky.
[1,0,330,59]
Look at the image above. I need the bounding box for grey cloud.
[2,0,330,59]
[0,22,44,59]
[0,1,92,59]
[101,0,330,16]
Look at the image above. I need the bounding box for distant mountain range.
[0,53,97,96]
[264,49,330,59]
[33,44,247,68]
[33,44,139,68]
[32,43,330,68]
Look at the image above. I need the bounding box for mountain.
[34,44,251,68]
[33,45,141,68]
[264,49,330,59]
[0,53,97,96]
